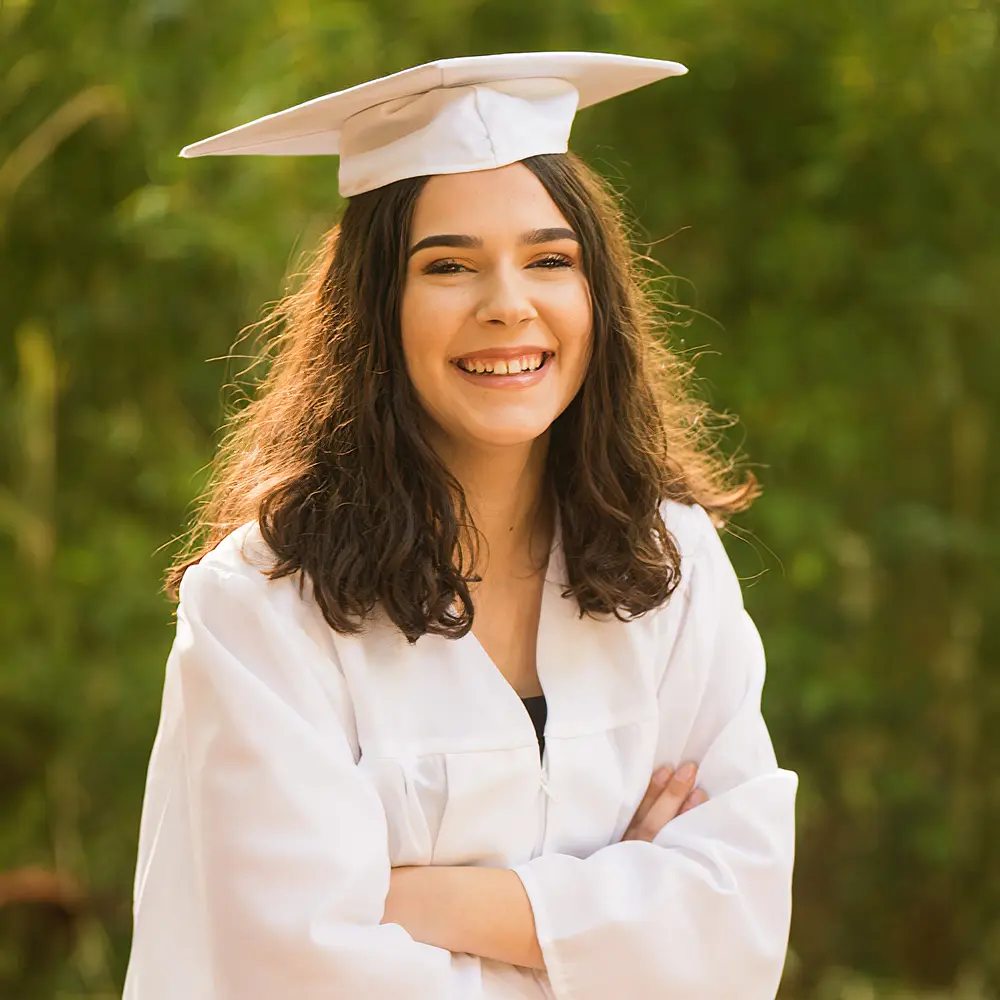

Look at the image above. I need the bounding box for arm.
[383,866,546,971]
[124,558,475,1000]
[510,504,798,1000]
[381,766,708,970]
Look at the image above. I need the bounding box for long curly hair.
[165,152,759,642]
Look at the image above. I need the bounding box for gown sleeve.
[123,558,473,1000]
[511,504,799,1000]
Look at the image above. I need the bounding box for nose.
[474,262,538,328]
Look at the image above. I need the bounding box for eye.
[423,259,471,275]
[528,253,574,269]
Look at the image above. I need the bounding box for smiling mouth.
[453,352,553,376]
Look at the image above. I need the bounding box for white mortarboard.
[179,51,687,197]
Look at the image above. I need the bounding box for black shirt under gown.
[520,693,547,761]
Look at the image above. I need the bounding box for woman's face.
[400,163,593,453]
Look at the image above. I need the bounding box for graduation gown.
[123,499,798,1000]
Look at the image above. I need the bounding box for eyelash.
[423,254,574,275]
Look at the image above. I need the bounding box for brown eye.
[529,254,573,269]
[423,260,471,275]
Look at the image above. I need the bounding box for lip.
[451,351,554,390]
[450,345,552,362]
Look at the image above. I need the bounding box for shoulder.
[193,520,277,582]
[658,498,719,561]
[175,522,342,672]
[178,522,324,634]
[658,498,744,609]
[176,521,277,616]
[169,525,351,736]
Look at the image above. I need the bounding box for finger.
[634,761,698,841]
[622,767,673,841]
[679,787,709,815]
[625,767,674,835]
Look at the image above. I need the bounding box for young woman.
[124,54,797,1000]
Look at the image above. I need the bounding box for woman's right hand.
[621,761,708,843]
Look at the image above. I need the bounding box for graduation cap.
[180,51,687,197]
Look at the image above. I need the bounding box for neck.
[433,432,553,579]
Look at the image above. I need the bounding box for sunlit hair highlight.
[165,152,759,642]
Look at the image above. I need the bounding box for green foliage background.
[1,1,997,997]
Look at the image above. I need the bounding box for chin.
[464,421,552,450]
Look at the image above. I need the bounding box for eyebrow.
[523,227,579,246]
[407,227,579,257]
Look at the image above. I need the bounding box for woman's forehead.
[410,163,571,239]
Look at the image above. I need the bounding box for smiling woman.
[163,150,755,640]
[126,52,797,1000]
[402,166,592,453]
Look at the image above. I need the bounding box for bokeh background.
[2,1,998,998]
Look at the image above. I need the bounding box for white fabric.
[178,51,688,196]
[123,500,797,1000]
[338,80,578,197]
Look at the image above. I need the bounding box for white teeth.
[457,353,549,375]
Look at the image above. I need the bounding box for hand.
[621,761,708,843]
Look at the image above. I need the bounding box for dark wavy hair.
[165,152,759,642]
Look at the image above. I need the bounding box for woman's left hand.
[621,762,709,842]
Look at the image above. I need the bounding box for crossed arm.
[383,865,546,970]
[381,762,703,971]
[134,513,792,999]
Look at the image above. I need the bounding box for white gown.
[123,499,798,1000]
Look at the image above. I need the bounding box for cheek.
[400,285,444,378]
[399,284,463,422]
[552,285,594,384]
[400,277,472,345]
[400,285,431,357]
